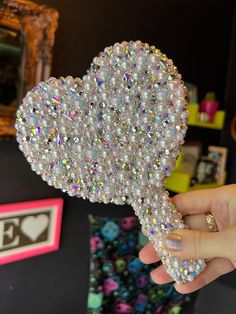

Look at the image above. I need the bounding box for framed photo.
[194,156,218,184]
[185,82,198,103]
[178,141,202,177]
[208,146,227,184]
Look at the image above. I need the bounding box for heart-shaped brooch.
[15,40,205,284]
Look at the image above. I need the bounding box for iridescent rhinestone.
[15,40,205,284]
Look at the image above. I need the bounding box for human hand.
[139,184,236,294]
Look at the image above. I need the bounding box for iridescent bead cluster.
[15,40,206,284]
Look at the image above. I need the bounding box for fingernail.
[164,233,182,251]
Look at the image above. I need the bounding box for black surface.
[194,280,236,314]
[34,0,234,107]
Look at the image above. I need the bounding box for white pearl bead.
[114,43,123,56]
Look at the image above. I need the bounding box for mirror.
[0,26,24,137]
[0,0,59,139]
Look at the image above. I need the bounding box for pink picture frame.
[0,198,63,265]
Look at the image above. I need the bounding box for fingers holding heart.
[183,214,211,233]
[139,241,161,264]
[140,212,212,263]
[150,264,173,284]
[174,257,234,294]
[139,212,214,285]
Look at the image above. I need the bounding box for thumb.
[162,227,236,260]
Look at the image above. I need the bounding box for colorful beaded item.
[88,215,190,314]
[15,40,206,284]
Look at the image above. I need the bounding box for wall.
[35,0,234,105]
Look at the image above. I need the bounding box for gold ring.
[205,212,218,232]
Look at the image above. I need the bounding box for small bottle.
[200,92,219,123]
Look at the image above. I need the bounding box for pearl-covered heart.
[15,40,205,283]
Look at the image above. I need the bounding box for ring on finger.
[205,212,218,232]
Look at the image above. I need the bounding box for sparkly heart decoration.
[15,40,206,284]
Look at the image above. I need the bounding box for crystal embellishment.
[15,40,206,284]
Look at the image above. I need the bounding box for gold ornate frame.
[0,0,59,139]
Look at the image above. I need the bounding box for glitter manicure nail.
[164,233,183,251]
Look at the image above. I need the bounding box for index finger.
[171,188,216,216]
